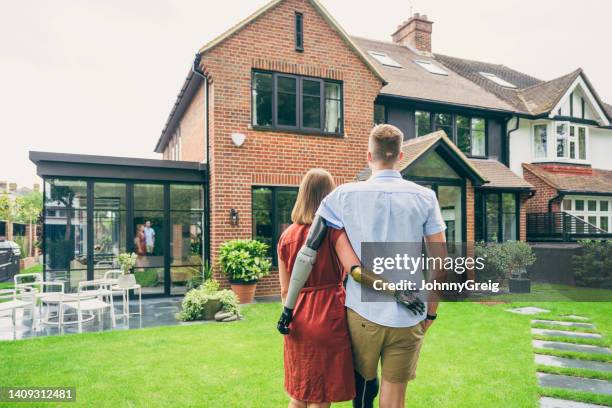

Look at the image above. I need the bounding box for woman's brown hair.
[291,168,336,225]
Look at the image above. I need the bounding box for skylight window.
[368,51,402,68]
[479,72,516,88]
[414,60,448,76]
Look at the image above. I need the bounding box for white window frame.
[531,121,589,164]
[562,196,612,232]
[531,122,549,160]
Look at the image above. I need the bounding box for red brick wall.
[523,165,561,213]
[163,83,206,162]
[465,179,474,243]
[199,0,383,297]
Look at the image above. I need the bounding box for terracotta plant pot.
[230,280,258,304]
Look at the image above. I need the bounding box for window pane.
[302,79,321,129]
[45,179,87,209]
[403,150,460,179]
[575,200,584,211]
[578,127,586,160]
[170,211,203,267]
[277,190,297,235]
[475,192,484,242]
[134,267,164,295]
[295,12,303,50]
[471,128,485,156]
[94,182,126,210]
[93,209,126,277]
[502,193,517,241]
[170,184,203,211]
[252,188,273,256]
[415,111,431,137]
[601,217,609,232]
[486,194,500,242]
[374,104,386,124]
[44,209,87,272]
[277,76,297,126]
[556,123,567,158]
[587,200,597,211]
[533,125,547,158]
[562,199,572,211]
[502,193,516,213]
[434,113,452,137]
[252,72,273,127]
[324,82,342,133]
[134,184,164,210]
[600,201,609,212]
[456,115,470,128]
[588,216,597,226]
[569,140,576,159]
[133,211,164,268]
[457,127,470,154]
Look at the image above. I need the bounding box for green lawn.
[0,301,610,407]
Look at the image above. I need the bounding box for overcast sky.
[2,0,611,188]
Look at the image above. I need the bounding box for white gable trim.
[549,75,610,126]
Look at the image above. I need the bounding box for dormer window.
[479,72,516,88]
[295,12,304,51]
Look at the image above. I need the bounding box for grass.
[0,302,539,408]
[534,347,612,363]
[539,387,612,407]
[491,283,612,302]
[0,299,610,407]
[531,322,599,334]
[536,364,612,381]
[531,334,609,348]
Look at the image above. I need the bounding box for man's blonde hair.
[369,124,403,165]
[291,168,336,225]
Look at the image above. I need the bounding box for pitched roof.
[517,69,582,115]
[356,130,487,182]
[523,163,612,194]
[469,159,533,190]
[351,37,514,112]
[198,0,386,84]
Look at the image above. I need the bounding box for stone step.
[532,328,602,340]
[532,320,596,330]
[535,354,612,372]
[533,340,612,356]
[537,373,612,395]
[507,306,550,315]
[540,396,609,407]
[564,315,590,321]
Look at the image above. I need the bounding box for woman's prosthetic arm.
[277,215,328,335]
[277,215,425,335]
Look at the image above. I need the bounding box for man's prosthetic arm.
[277,215,425,335]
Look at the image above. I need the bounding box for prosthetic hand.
[277,215,328,335]
[350,266,425,315]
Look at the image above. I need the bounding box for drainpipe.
[505,116,519,167]
[191,53,211,267]
[548,192,566,241]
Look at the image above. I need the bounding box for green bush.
[219,239,271,283]
[135,269,159,287]
[573,241,612,289]
[474,241,536,283]
[177,279,239,321]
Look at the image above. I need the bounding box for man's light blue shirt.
[316,169,446,328]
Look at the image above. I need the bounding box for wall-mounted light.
[229,208,240,226]
[231,133,246,147]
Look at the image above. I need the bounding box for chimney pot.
[391,12,433,53]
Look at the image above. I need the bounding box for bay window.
[251,70,343,135]
[533,122,588,162]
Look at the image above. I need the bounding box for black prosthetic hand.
[277,306,293,335]
[394,289,426,315]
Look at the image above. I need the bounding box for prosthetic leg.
[276,215,424,335]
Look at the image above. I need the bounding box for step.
[532,320,596,330]
[540,396,609,408]
[507,306,550,315]
[536,373,612,395]
[532,328,602,340]
[533,340,612,356]
[535,354,612,372]
[564,315,590,321]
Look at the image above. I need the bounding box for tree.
[15,191,43,257]
[0,193,16,223]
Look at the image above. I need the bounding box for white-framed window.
[562,196,612,232]
[532,121,588,163]
[532,123,548,159]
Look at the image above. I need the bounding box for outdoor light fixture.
[229,208,240,226]
[231,132,246,147]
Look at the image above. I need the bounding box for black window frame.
[251,70,344,136]
[251,186,298,266]
[295,12,304,52]
[475,191,520,243]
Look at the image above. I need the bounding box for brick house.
[30,0,612,297]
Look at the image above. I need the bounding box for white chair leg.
[77,308,83,333]
[11,309,16,330]
[110,297,116,328]
[138,288,142,316]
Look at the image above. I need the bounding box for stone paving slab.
[535,354,612,372]
[565,315,590,321]
[507,306,551,315]
[533,320,596,329]
[532,328,602,339]
[540,396,609,408]
[533,340,612,355]
[537,373,612,395]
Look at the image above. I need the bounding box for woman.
[278,168,360,408]
[134,224,147,266]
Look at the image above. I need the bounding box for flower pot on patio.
[230,280,258,304]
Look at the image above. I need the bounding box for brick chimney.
[9,183,17,192]
[391,13,433,53]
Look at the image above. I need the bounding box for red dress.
[278,224,355,403]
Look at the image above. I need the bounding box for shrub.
[573,240,612,289]
[135,269,159,287]
[474,241,536,283]
[176,279,239,321]
[219,239,271,283]
[118,252,137,274]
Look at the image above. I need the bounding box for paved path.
[533,340,612,355]
[532,320,596,330]
[532,328,602,340]
[534,354,612,372]
[536,373,612,395]
[540,396,609,407]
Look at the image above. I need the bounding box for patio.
[0,297,200,341]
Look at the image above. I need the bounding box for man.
[144,220,155,254]
[317,124,447,408]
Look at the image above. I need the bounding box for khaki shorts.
[347,308,425,383]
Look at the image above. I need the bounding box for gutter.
[190,53,212,268]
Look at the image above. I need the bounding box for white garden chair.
[15,273,65,326]
[0,287,36,332]
[105,272,142,318]
[60,280,116,333]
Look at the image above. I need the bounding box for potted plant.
[505,241,536,293]
[117,252,138,288]
[219,239,271,304]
